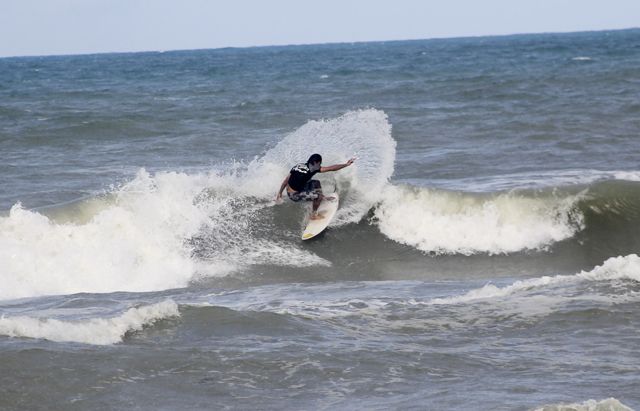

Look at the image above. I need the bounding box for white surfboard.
[301,193,339,240]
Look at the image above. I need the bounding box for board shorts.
[287,180,321,202]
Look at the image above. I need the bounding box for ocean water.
[1,29,640,410]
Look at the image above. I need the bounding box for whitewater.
[1,109,614,301]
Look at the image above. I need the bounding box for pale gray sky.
[1,0,639,57]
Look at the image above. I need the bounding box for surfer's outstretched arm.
[276,174,290,202]
[320,158,355,173]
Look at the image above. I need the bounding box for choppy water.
[1,29,640,410]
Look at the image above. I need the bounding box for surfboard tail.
[301,192,340,241]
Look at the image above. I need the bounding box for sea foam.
[0,171,204,301]
[373,184,584,255]
[0,300,179,345]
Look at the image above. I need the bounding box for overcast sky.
[1,0,639,57]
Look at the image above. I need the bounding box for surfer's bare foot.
[310,212,324,220]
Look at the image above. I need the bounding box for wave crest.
[0,300,179,345]
[373,184,584,255]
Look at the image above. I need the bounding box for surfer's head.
[307,154,322,171]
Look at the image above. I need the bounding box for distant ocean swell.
[1,109,640,301]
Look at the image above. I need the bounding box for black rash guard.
[288,162,319,191]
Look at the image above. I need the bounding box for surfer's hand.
[346,158,356,166]
[275,193,283,204]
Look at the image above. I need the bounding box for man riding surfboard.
[276,154,355,219]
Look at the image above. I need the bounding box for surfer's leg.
[312,197,321,213]
[308,180,323,219]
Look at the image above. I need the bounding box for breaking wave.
[0,109,394,301]
[0,300,179,345]
[429,253,640,306]
[2,108,640,301]
[374,184,585,255]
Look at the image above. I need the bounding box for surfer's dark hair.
[308,154,322,164]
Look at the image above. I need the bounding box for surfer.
[276,154,355,219]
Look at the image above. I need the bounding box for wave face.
[3,110,640,301]
[370,177,640,256]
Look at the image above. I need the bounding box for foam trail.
[430,254,640,305]
[0,300,179,345]
[374,184,584,255]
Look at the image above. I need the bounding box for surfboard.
[301,192,339,240]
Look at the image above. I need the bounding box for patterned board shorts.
[288,180,322,202]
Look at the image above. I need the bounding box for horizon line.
[1,26,638,60]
